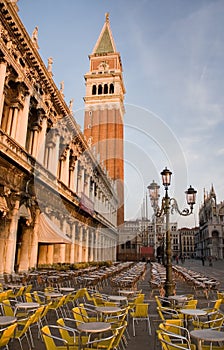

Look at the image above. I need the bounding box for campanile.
[84,13,125,227]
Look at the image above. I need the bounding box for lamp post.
[147,180,160,259]
[148,167,197,297]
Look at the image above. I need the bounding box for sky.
[17,0,224,228]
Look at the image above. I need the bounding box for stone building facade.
[0,0,119,274]
[177,227,198,259]
[195,185,224,259]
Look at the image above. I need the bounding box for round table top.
[190,329,224,342]
[0,316,17,326]
[45,292,63,298]
[108,295,127,301]
[6,284,23,289]
[95,306,121,314]
[77,321,111,333]
[168,295,187,301]
[180,309,207,316]
[15,302,39,309]
[119,290,135,295]
[59,288,75,292]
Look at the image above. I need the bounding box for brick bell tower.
[84,13,125,227]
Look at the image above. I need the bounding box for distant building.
[195,185,224,259]
[177,227,199,259]
[117,217,178,261]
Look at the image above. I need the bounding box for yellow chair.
[48,295,67,319]
[78,304,98,322]
[157,306,180,321]
[1,299,27,320]
[89,323,127,350]
[0,290,13,302]
[192,311,224,330]
[57,318,89,347]
[13,312,39,350]
[41,325,117,350]
[217,291,224,303]
[0,323,17,349]
[181,299,198,309]
[159,321,191,344]
[157,330,196,350]
[8,286,26,301]
[33,291,46,305]
[128,293,145,310]
[155,295,172,308]
[203,299,222,315]
[130,303,151,336]
[22,284,32,297]
[72,306,89,325]
[41,325,78,350]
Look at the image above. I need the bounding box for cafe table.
[168,295,188,308]
[190,329,224,350]
[107,295,128,305]
[0,316,17,327]
[44,292,63,299]
[77,321,111,350]
[118,290,135,297]
[180,308,207,328]
[95,306,121,321]
[14,302,39,316]
[59,287,75,294]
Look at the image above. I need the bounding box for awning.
[38,213,72,244]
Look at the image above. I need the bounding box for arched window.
[104,84,108,94]
[98,84,103,95]
[109,83,114,94]
[92,85,97,95]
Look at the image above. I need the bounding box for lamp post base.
[164,281,175,297]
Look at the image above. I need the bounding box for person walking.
[201,256,205,266]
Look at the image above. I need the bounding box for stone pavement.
[7,259,224,350]
[131,258,224,350]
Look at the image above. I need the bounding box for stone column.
[84,227,89,262]
[18,225,32,272]
[36,115,48,164]
[70,223,76,264]
[78,225,83,262]
[16,94,31,148]
[10,107,19,139]
[89,230,94,261]
[60,148,70,186]
[46,245,54,265]
[6,108,13,135]
[4,199,20,274]
[29,208,40,269]
[94,230,98,262]
[31,128,40,158]
[49,131,60,176]
[0,60,7,124]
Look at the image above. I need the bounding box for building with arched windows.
[0,1,121,275]
[195,185,224,259]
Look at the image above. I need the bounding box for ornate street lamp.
[149,167,197,297]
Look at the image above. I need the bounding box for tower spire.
[105,12,109,23]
